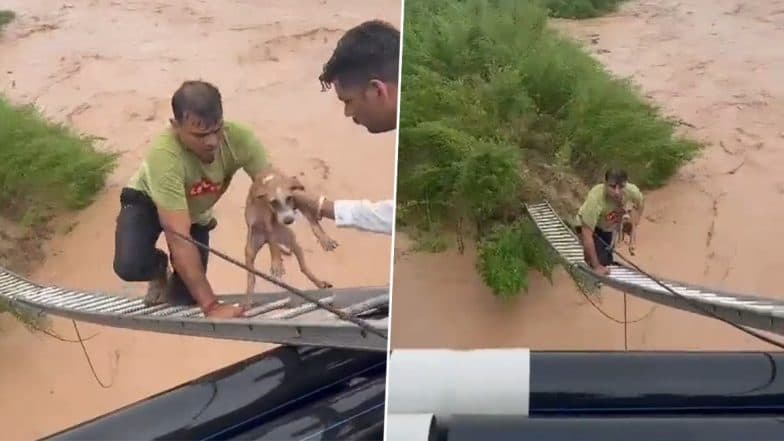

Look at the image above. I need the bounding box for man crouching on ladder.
[573,168,644,276]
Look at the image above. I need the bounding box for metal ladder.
[525,201,784,336]
[0,267,388,352]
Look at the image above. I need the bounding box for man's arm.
[158,210,217,309]
[146,151,217,311]
[293,192,393,235]
[580,219,604,269]
[576,195,605,271]
[333,199,394,235]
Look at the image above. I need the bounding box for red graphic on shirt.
[605,209,625,225]
[189,178,223,197]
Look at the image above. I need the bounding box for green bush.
[0,96,118,225]
[398,0,701,297]
[0,10,14,32]
[477,219,556,299]
[541,0,627,19]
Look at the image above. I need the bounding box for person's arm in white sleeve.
[332,199,394,235]
[292,191,394,235]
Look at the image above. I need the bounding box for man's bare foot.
[204,302,247,318]
[143,271,170,306]
[144,265,171,306]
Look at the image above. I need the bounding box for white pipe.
[386,348,531,416]
[384,413,435,441]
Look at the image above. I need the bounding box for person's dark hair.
[171,80,223,125]
[604,168,629,184]
[319,20,400,91]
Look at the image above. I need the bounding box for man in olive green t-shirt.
[573,168,645,276]
[113,80,267,319]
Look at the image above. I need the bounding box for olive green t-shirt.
[127,121,267,225]
[575,183,644,232]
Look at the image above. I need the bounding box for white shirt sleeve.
[333,199,394,235]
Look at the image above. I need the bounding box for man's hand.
[593,264,611,276]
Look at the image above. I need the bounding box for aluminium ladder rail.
[525,201,784,336]
[0,267,388,352]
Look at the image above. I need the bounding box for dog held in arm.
[244,167,338,305]
[611,199,638,256]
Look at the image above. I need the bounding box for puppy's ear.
[289,176,305,191]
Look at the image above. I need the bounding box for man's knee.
[113,258,151,282]
[113,189,165,282]
[113,259,145,282]
[113,249,166,282]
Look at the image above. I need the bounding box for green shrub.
[0,96,118,224]
[541,0,628,19]
[398,0,701,296]
[0,10,14,32]
[477,219,557,299]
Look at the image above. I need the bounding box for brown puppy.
[609,199,638,256]
[244,168,338,303]
[619,201,638,255]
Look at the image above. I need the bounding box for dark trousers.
[112,187,215,305]
[574,225,615,266]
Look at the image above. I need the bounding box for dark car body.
[44,346,386,441]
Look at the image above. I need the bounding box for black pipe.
[530,351,784,415]
[440,415,784,441]
[43,346,386,441]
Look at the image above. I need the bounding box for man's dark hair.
[604,168,629,184]
[171,80,223,125]
[319,20,400,91]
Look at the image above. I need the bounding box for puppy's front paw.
[319,237,339,252]
[270,260,285,278]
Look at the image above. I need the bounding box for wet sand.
[391,0,784,351]
[0,1,399,439]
